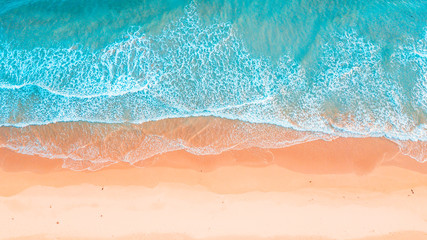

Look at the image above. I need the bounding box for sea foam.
[0,1,426,165]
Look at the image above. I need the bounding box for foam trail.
[0,118,334,170]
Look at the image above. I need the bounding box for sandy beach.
[2,0,426,239]
[1,134,426,240]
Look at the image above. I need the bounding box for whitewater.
[0,0,426,166]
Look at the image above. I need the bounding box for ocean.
[0,0,426,168]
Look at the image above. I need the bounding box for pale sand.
[0,137,426,239]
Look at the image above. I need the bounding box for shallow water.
[0,0,426,166]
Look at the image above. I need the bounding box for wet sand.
[0,119,426,239]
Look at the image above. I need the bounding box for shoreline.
[1,136,427,196]
[1,135,426,239]
[1,117,425,172]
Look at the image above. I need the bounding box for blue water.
[0,0,426,165]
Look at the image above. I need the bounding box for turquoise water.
[0,0,426,165]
